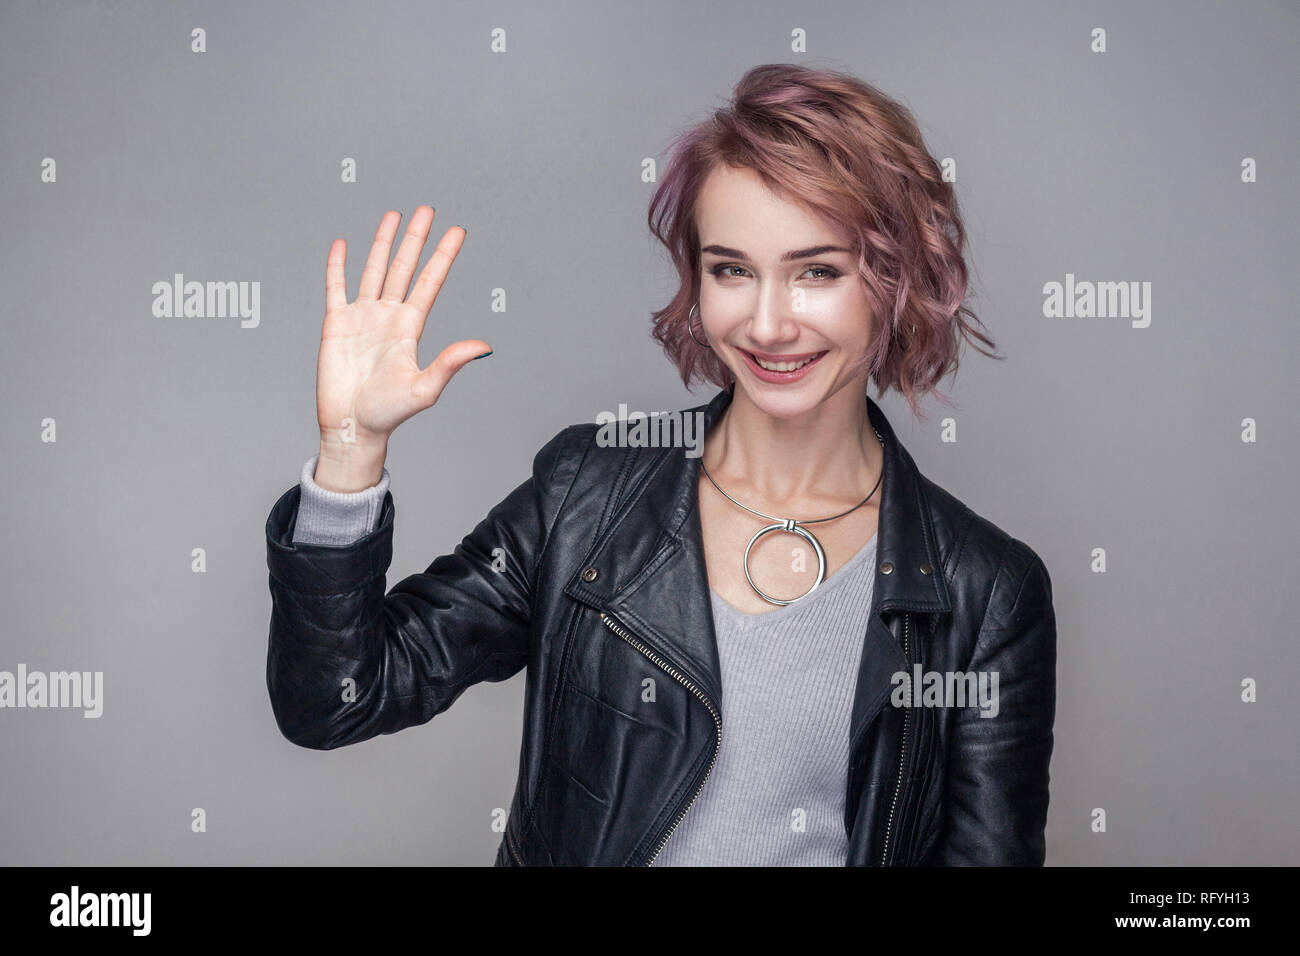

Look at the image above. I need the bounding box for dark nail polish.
[471,350,493,361]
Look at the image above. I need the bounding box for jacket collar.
[565,383,951,705]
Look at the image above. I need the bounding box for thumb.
[412,340,493,409]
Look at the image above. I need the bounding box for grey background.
[1,0,1295,865]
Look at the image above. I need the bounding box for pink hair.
[647,63,1001,423]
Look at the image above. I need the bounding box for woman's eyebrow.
[701,243,853,262]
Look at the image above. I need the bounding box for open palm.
[316,206,490,449]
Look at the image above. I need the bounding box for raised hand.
[313,206,490,491]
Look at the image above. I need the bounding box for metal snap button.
[880,561,894,574]
[919,562,932,575]
[581,567,599,582]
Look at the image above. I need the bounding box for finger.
[356,210,402,301]
[324,238,347,314]
[406,225,467,335]
[380,205,435,304]
[410,339,492,410]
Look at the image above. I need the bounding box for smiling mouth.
[741,349,826,372]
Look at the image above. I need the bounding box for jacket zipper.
[879,612,911,865]
[506,823,524,865]
[600,611,722,866]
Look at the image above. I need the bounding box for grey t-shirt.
[652,531,877,866]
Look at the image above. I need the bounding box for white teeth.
[754,354,816,372]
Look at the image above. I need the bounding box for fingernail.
[456,224,466,233]
[471,350,493,361]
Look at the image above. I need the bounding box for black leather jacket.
[264,384,1057,866]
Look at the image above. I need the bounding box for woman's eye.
[709,264,840,280]
[805,266,841,280]
[710,264,749,279]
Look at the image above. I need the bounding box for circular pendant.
[743,519,828,606]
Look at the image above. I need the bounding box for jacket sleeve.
[927,543,1057,865]
[264,424,587,750]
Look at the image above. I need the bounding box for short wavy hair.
[648,63,1001,422]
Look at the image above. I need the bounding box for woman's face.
[694,163,876,420]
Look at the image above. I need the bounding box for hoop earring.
[687,302,711,349]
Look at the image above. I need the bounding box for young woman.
[265,63,1057,866]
